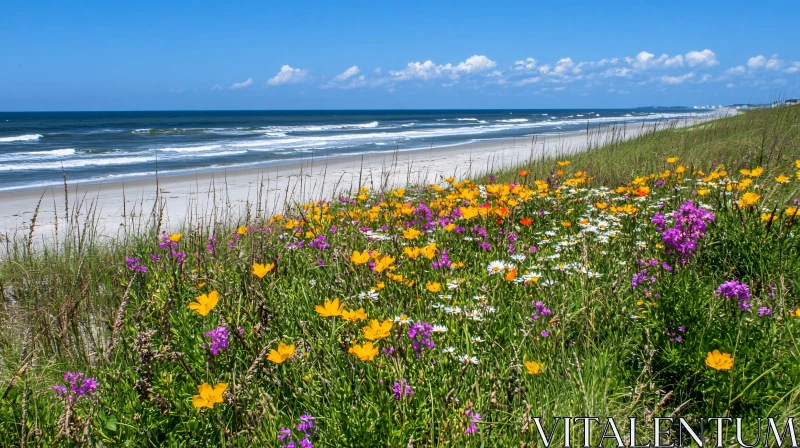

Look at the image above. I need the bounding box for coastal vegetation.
[1,105,799,446]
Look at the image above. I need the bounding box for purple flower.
[540,330,549,338]
[631,270,655,290]
[464,408,482,435]
[392,379,415,401]
[716,280,752,311]
[53,371,98,401]
[479,242,492,251]
[432,249,451,270]
[204,326,230,355]
[531,301,552,320]
[125,257,148,274]
[758,307,771,316]
[296,414,315,433]
[659,200,714,264]
[407,322,434,357]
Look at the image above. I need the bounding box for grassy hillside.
[1,105,799,446]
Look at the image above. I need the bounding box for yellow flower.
[392,188,406,198]
[705,350,734,370]
[556,160,570,167]
[188,291,219,316]
[426,281,441,293]
[697,189,710,196]
[351,250,371,265]
[748,167,763,177]
[342,308,367,322]
[349,342,379,362]
[791,308,800,318]
[459,206,479,220]
[373,254,395,273]
[251,262,275,278]
[402,228,422,240]
[785,207,798,218]
[796,160,800,169]
[421,244,437,259]
[737,192,761,208]
[666,157,679,164]
[525,361,543,375]
[237,225,248,235]
[776,174,790,183]
[169,233,183,243]
[403,246,421,259]
[363,319,393,340]
[761,213,777,223]
[192,383,227,409]
[444,177,455,183]
[444,223,456,232]
[315,298,344,317]
[267,342,296,364]
[561,221,571,228]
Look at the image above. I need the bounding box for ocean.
[0,108,709,192]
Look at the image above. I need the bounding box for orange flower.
[267,342,296,364]
[315,298,344,317]
[342,308,367,322]
[362,319,393,340]
[192,383,227,409]
[188,291,219,316]
[351,250,371,265]
[504,268,518,282]
[634,186,651,197]
[518,170,530,177]
[705,350,734,370]
[251,262,275,278]
[349,342,379,362]
[520,218,533,226]
[425,281,441,293]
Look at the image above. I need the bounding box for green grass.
[1,106,799,446]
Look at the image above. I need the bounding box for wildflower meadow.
[1,106,799,446]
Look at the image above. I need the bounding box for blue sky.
[1,0,799,110]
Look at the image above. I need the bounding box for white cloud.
[333,66,360,82]
[747,55,766,70]
[267,65,309,86]
[514,76,541,86]
[602,67,632,78]
[455,55,497,73]
[390,55,497,81]
[230,78,254,89]
[390,60,453,81]
[766,55,783,71]
[660,72,695,84]
[630,51,657,69]
[785,62,800,74]
[550,57,574,76]
[664,55,684,68]
[374,67,382,74]
[725,66,746,75]
[211,84,223,90]
[685,49,718,67]
[538,64,551,75]
[726,83,735,88]
[513,57,537,71]
[698,74,712,83]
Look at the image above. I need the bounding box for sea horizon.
[0,107,712,192]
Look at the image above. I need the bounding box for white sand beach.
[0,113,729,243]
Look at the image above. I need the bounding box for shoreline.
[0,113,728,241]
